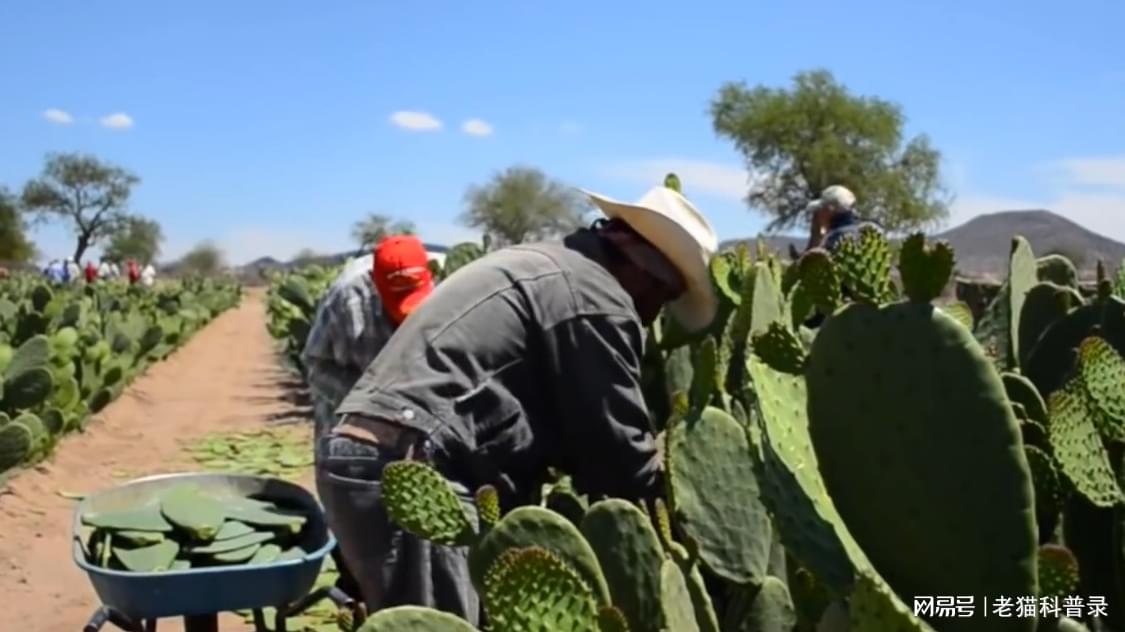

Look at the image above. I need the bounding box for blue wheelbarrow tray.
[72,472,336,621]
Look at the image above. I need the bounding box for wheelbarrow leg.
[275,585,367,631]
[83,606,145,632]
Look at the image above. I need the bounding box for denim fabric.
[314,434,481,625]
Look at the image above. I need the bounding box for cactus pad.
[848,571,937,632]
[357,606,479,631]
[580,499,664,632]
[2,366,54,410]
[939,301,974,331]
[1002,373,1050,427]
[688,337,718,410]
[797,249,842,315]
[1037,544,1079,598]
[1046,379,1123,508]
[806,302,1038,613]
[664,172,682,193]
[710,252,741,306]
[114,539,181,572]
[469,505,610,605]
[751,321,807,375]
[0,422,32,472]
[898,233,955,303]
[1018,282,1077,367]
[659,560,700,632]
[5,334,50,377]
[1076,336,1125,441]
[751,261,785,337]
[1037,254,1079,288]
[832,226,895,304]
[382,461,476,545]
[726,576,796,632]
[1008,236,1039,369]
[665,406,771,584]
[1025,446,1063,542]
[483,546,600,632]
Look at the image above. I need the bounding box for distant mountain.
[721,210,1125,281]
[231,242,453,275]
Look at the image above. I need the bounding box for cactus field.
[264,223,1125,632]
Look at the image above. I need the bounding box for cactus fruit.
[1045,379,1123,508]
[0,421,32,471]
[382,460,476,546]
[357,606,479,631]
[1076,336,1125,441]
[580,499,664,632]
[470,506,611,606]
[665,406,771,585]
[751,322,807,375]
[659,560,701,632]
[806,302,1038,627]
[797,249,842,316]
[897,233,955,303]
[483,546,601,632]
[1037,544,1080,598]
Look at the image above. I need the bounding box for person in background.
[98,258,114,280]
[44,260,65,284]
[140,263,156,287]
[84,261,98,284]
[65,259,81,284]
[323,184,718,623]
[127,258,140,285]
[302,235,437,604]
[803,185,882,253]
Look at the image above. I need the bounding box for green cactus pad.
[30,285,52,311]
[1025,446,1063,542]
[357,606,479,631]
[40,408,64,435]
[788,280,815,327]
[1018,282,1078,368]
[82,501,174,532]
[664,172,682,193]
[580,499,664,632]
[797,249,842,315]
[664,345,694,403]
[751,261,786,337]
[897,233,955,303]
[212,543,263,563]
[746,357,860,592]
[247,543,282,565]
[113,539,180,572]
[469,506,610,606]
[2,366,54,410]
[848,571,937,632]
[806,302,1038,614]
[15,414,48,453]
[596,607,629,632]
[677,555,720,632]
[938,301,974,331]
[659,560,700,632]
[688,337,718,410]
[160,484,226,541]
[483,547,600,632]
[1046,379,1123,508]
[475,485,500,528]
[710,252,741,306]
[788,565,832,631]
[51,375,80,411]
[1002,372,1050,427]
[382,461,475,546]
[0,422,32,472]
[1037,544,1079,598]
[190,531,274,554]
[5,334,50,376]
[751,321,807,375]
[833,225,895,304]
[665,406,771,584]
[1009,236,1039,369]
[1037,254,1079,288]
[1076,336,1125,441]
[113,530,166,546]
[1021,420,1050,452]
[213,520,254,541]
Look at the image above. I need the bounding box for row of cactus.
[264,245,488,379]
[0,273,242,477]
[351,174,1125,632]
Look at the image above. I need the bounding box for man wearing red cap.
[302,234,435,602]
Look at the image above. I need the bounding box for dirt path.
[0,288,316,632]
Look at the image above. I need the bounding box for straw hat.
[582,185,719,332]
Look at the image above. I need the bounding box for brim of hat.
[384,281,434,322]
[583,189,718,332]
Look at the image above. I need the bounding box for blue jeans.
[314,433,481,625]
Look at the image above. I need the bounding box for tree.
[710,69,951,233]
[104,215,164,265]
[20,153,140,262]
[292,248,321,267]
[351,213,416,251]
[0,187,36,264]
[177,240,225,276]
[460,165,589,247]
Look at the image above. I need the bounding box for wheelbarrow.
[72,472,366,632]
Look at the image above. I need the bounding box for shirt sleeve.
[546,314,664,502]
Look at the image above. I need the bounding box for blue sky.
[1,1,1122,264]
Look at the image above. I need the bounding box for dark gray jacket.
[336,230,663,507]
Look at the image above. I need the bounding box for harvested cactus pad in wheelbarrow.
[79,482,309,572]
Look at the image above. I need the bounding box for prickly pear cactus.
[483,546,601,632]
[357,606,480,631]
[580,499,664,632]
[897,233,955,303]
[1037,254,1079,288]
[382,460,477,545]
[1045,379,1123,508]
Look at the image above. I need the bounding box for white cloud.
[99,113,134,130]
[389,111,442,132]
[559,121,583,135]
[461,118,493,137]
[1047,156,1125,188]
[603,158,752,200]
[42,108,74,125]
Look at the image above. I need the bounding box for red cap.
[373,235,434,324]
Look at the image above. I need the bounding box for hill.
[721,210,1125,281]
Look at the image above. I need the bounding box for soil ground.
[0,289,317,632]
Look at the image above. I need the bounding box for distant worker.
[98,259,114,280]
[302,235,437,602]
[141,263,156,287]
[65,259,81,284]
[127,258,140,285]
[804,185,883,253]
[84,261,98,284]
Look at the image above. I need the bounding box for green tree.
[177,240,225,276]
[710,69,950,233]
[20,152,139,262]
[104,215,164,265]
[0,187,36,263]
[460,165,589,247]
[351,213,416,251]
[292,248,321,267]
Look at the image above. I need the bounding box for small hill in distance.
[721,209,1125,282]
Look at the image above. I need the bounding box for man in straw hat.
[804,184,882,253]
[319,182,719,622]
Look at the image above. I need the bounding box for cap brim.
[386,282,433,321]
